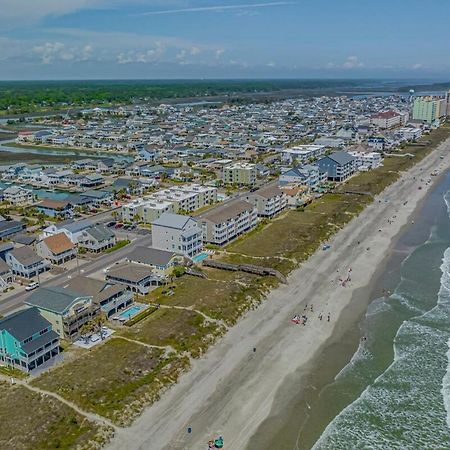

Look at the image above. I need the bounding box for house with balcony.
[65,276,133,318]
[126,246,184,278]
[316,151,356,182]
[0,307,60,373]
[36,232,77,265]
[77,224,116,253]
[0,220,25,240]
[244,184,288,218]
[105,263,163,295]
[35,199,74,218]
[3,186,34,206]
[5,247,50,279]
[24,286,100,340]
[199,199,258,245]
[279,164,326,188]
[151,213,203,258]
[41,218,93,244]
[0,259,13,288]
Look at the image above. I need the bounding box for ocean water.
[311,181,450,449]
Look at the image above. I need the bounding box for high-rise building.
[412,96,446,123]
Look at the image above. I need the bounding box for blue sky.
[0,0,449,80]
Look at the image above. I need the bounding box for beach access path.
[107,137,450,450]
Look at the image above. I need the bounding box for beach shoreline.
[106,137,450,450]
[250,167,450,449]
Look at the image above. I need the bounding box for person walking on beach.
[319,314,323,321]
[310,304,313,312]
[327,313,331,322]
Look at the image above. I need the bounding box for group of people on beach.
[292,304,331,326]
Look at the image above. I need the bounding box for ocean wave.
[441,338,450,432]
[314,243,450,449]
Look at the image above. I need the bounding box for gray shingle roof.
[25,286,88,314]
[0,220,24,234]
[127,246,177,267]
[327,151,355,165]
[10,247,43,267]
[107,263,154,283]
[0,307,51,342]
[199,200,254,225]
[84,225,115,242]
[152,212,195,229]
[56,218,93,233]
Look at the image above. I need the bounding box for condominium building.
[370,110,403,129]
[199,200,258,245]
[412,96,447,123]
[222,162,257,186]
[122,198,175,223]
[348,151,382,170]
[152,213,203,258]
[281,145,325,164]
[244,184,288,218]
[121,184,217,223]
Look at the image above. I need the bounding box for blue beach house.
[0,307,60,373]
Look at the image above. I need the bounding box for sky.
[0,0,449,80]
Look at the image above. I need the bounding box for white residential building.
[222,162,257,186]
[281,145,325,164]
[199,200,258,246]
[397,127,422,141]
[348,151,382,170]
[152,213,203,258]
[121,184,217,224]
[244,184,288,218]
[3,186,33,206]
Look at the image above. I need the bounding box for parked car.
[106,221,116,227]
[115,223,124,229]
[25,281,39,291]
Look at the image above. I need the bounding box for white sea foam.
[441,338,450,432]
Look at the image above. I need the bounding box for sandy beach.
[107,136,450,450]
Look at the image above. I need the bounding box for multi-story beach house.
[3,186,33,206]
[0,307,60,373]
[6,247,50,279]
[152,213,203,258]
[316,151,356,182]
[36,232,77,265]
[24,286,100,340]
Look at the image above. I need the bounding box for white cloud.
[137,2,294,16]
[342,56,364,69]
[32,41,94,64]
[117,42,165,64]
[215,49,225,59]
[412,63,424,70]
[326,56,364,70]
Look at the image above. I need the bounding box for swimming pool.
[192,252,210,263]
[118,305,143,320]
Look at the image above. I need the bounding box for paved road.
[0,233,152,316]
